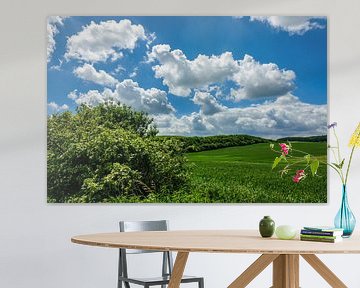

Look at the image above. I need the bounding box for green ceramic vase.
[259,216,275,238]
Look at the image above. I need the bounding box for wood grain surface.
[71,230,360,254]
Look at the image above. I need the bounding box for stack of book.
[300,226,344,243]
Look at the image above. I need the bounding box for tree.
[47,103,189,203]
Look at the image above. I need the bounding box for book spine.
[301,230,337,236]
[301,234,339,240]
[300,237,338,243]
[300,233,338,239]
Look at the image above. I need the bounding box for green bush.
[47,103,189,203]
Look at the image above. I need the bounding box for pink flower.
[293,170,305,183]
[297,169,305,175]
[279,143,289,156]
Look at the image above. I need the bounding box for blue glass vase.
[334,185,356,237]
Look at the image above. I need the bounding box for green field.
[184,142,327,203]
[47,104,328,203]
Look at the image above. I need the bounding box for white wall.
[1,0,360,287]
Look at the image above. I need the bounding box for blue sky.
[47,16,327,138]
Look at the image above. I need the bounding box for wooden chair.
[118,220,204,288]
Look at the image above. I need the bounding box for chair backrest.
[119,220,169,254]
[118,220,174,284]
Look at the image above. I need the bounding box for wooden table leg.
[301,254,347,288]
[272,254,299,288]
[288,255,299,288]
[228,254,279,288]
[273,254,286,287]
[168,252,189,288]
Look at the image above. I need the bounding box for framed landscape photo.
[47,16,327,203]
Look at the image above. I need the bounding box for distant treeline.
[276,135,327,142]
[157,135,269,152]
[157,134,327,153]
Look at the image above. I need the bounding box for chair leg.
[199,278,204,288]
[118,249,122,288]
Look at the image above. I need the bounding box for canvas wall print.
[47,16,327,203]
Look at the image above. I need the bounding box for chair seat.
[119,274,203,286]
[118,221,204,287]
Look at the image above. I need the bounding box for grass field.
[184,142,327,203]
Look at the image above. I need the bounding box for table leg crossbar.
[228,254,279,288]
[225,253,347,288]
[167,252,348,288]
[301,254,347,288]
[168,252,189,288]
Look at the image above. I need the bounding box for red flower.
[293,170,305,183]
[279,143,289,156]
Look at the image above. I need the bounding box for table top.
[71,230,360,254]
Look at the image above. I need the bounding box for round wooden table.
[72,230,360,288]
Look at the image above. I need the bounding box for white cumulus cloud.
[193,91,226,115]
[148,44,239,96]
[231,54,296,101]
[250,16,326,35]
[48,101,69,113]
[114,79,175,114]
[47,16,67,62]
[148,45,295,100]
[73,63,118,87]
[67,89,114,107]
[154,94,327,139]
[68,79,174,115]
[65,19,147,63]
[153,113,217,136]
